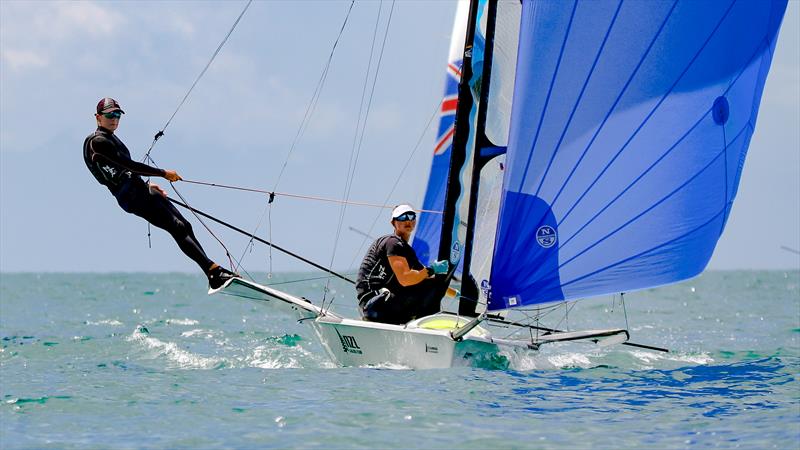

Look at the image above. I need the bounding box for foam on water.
[127,326,224,370]
[1,271,798,449]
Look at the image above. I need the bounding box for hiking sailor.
[83,97,237,289]
[356,204,450,324]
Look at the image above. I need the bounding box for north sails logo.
[335,329,362,355]
[536,225,557,248]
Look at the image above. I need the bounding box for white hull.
[311,314,506,369]
[212,278,629,369]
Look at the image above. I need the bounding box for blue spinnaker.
[489,0,787,310]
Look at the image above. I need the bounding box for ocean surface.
[1,271,798,449]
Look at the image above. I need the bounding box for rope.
[323,0,395,313]
[178,179,444,213]
[346,96,443,270]
[143,0,253,163]
[165,197,356,285]
[234,1,357,277]
[169,182,238,272]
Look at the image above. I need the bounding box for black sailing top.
[356,234,426,301]
[83,127,165,195]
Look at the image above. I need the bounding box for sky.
[0,0,798,274]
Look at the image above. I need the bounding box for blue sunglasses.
[101,111,122,119]
[394,212,417,222]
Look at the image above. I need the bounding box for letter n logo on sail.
[536,225,557,248]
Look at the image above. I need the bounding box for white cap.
[391,204,415,220]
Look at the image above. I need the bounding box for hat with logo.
[96,97,125,114]
[391,204,415,220]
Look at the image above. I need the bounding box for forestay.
[488,0,788,310]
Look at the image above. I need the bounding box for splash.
[127,326,223,370]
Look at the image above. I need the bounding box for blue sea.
[1,271,798,449]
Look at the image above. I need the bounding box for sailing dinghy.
[211,0,787,369]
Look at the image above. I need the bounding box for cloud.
[42,1,124,38]
[1,49,47,70]
[1,1,123,73]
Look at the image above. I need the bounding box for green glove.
[428,259,449,275]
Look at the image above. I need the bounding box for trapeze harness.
[82,127,214,272]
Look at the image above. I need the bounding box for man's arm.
[388,255,431,287]
[88,136,167,178]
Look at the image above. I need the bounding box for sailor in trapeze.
[83,97,237,289]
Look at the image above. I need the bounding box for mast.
[458,0,500,316]
[437,0,501,316]
[437,0,481,267]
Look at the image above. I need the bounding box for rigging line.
[265,275,349,287]
[621,292,630,332]
[324,0,396,310]
[169,183,238,273]
[165,196,356,285]
[143,0,253,162]
[177,179,444,213]
[235,1,356,277]
[272,0,356,192]
[321,0,386,309]
[347,98,442,270]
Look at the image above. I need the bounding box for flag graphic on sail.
[412,1,469,268]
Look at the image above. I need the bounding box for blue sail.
[411,64,459,265]
[412,2,469,267]
[489,0,787,310]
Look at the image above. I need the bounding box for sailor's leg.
[409,275,449,318]
[128,190,215,273]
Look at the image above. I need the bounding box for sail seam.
[554,0,738,228]
[533,0,624,197]
[514,0,579,193]
[553,33,774,254]
[559,207,726,290]
[553,120,751,277]
[495,0,678,256]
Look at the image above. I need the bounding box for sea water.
[1,271,798,449]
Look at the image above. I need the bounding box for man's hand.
[148,183,168,198]
[163,170,182,182]
[428,259,449,275]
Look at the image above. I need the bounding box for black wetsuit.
[356,234,446,324]
[83,127,214,272]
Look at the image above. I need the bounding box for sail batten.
[485,0,787,310]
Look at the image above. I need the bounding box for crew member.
[83,97,236,289]
[356,204,450,324]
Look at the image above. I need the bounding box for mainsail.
[484,0,788,310]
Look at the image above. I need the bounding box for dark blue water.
[1,271,798,449]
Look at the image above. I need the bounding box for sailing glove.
[427,260,449,275]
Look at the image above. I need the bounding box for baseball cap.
[96,97,125,114]
[391,204,415,220]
